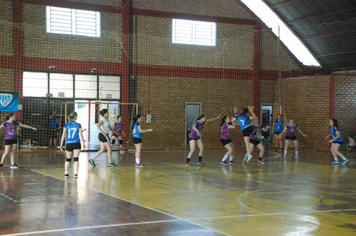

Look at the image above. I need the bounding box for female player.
[132,114,153,167]
[234,107,257,163]
[89,109,120,167]
[59,112,86,179]
[277,119,307,158]
[0,113,37,169]
[220,116,236,165]
[111,115,126,153]
[325,118,348,165]
[186,114,221,166]
[248,118,270,164]
[272,114,284,151]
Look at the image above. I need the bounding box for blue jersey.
[274,120,284,132]
[64,122,82,144]
[133,122,142,138]
[50,116,59,128]
[330,126,344,143]
[235,115,251,131]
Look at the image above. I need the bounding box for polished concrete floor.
[0,148,356,236]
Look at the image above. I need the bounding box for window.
[75,75,97,98]
[99,76,120,99]
[172,19,216,46]
[46,6,101,37]
[49,73,73,98]
[23,72,48,97]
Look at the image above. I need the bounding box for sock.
[229,156,233,161]
[186,158,190,163]
[222,155,228,161]
[341,156,346,160]
[65,171,68,175]
[259,157,262,161]
[295,151,298,155]
[284,150,287,156]
[135,158,140,164]
[199,156,202,162]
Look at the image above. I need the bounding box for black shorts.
[242,126,254,137]
[66,143,81,151]
[333,141,344,145]
[220,138,232,146]
[112,133,121,138]
[250,139,261,146]
[50,128,59,138]
[5,139,17,145]
[98,133,110,143]
[132,137,142,144]
[285,136,297,141]
[274,132,282,135]
[188,137,200,142]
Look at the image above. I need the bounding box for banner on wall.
[0,92,20,112]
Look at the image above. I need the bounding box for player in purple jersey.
[220,116,237,165]
[247,119,270,164]
[186,114,221,166]
[277,119,307,158]
[111,115,126,152]
[325,118,348,165]
[59,112,86,179]
[0,113,37,169]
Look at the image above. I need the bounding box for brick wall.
[22,3,122,62]
[136,76,253,148]
[334,75,356,141]
[278,76,330,150]
[0,1,12,56]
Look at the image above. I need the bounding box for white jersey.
[100,117,110,134]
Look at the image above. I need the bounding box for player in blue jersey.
[132,114,153,167]
[325,118,348,165]
[186,114,221,166]
[59,112,86,180]
[234,107,257,164]
[272,114,284,151]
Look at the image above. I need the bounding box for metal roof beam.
[317,51,352,57]
[288,8,355,24]
[303,28,356,41]
[271,0,301,8]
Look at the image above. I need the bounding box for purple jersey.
[189,120,207,139]
[250,124,263,141]
[114,122,123,133]
[285,124,298,137]
[221,123,232,140]
[2,120,20,140]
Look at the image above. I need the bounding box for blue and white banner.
[0,92,20,112]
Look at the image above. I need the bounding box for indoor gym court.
[0,148,355,235]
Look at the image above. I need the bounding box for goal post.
[61,101,138,151]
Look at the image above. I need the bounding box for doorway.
[260,104,282,146]
[185,102,202,145]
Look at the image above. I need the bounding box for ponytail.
[68,111,77,122]
[6,113,15,121]
[331,118,339,128]
[100,109,108,116]
[132,114,141,130]
[196,114,205,121]
[220,116,227,126]
[239,108,248,116]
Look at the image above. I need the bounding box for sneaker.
[64,173,69,178]
[246,154,252,163]
[341,158,349,165]
[258,159,265,164]
[0,163,3,168]
[220,161,228,165]
[242,159,247,165]
[89,159,96,167]
[185,162,192,167]
[135,163,144,167]
[197,161,205,166]
[295,154,300,158]
[108,162,117,167]
[228,160,236,164]
[73,174,78,180]
[120,149,125,153]
[10,164,18,169]
[331,160,340,164]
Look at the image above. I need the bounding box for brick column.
[253,23,261,118]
